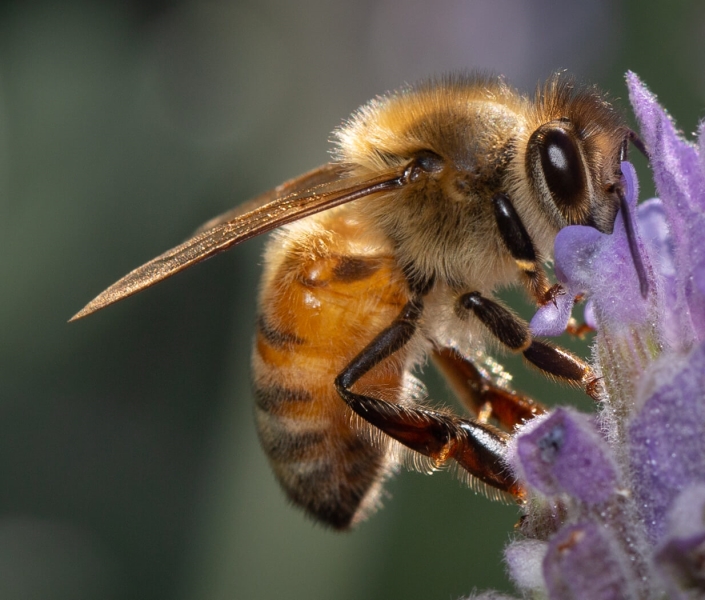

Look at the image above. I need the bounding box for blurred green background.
[1,0,702,598]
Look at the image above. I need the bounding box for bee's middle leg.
[431,346,546,430]
[458,292,602,400]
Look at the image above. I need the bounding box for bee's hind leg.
[334,299,522,498]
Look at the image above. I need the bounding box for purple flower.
[490,73,705,599]
[629,341,705,543]
[542,522,639,600]
[510,408,618,505]
[655,484,705,595]
[504,539,547,594]
[530,161,652,336]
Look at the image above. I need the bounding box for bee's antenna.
[620,129,649,162]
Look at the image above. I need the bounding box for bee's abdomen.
[252,214,409,528]
[253,379,389,529]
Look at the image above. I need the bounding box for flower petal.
[628,340,705,542]
[553,225,603,295]
[504,539,547,593]
[511,408,618,505]
[530,289,574,337]
[551,163,650,332]
[542,522,638,600]
[655,484,705,594]
[628,71,705,343]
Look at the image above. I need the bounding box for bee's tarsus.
[522,339,594,388]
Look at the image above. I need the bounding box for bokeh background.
[1,1,703,598]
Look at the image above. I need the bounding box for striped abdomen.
[252,210,410,529]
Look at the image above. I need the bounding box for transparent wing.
[70,164,407,321]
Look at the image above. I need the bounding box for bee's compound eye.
[538,127,585,208]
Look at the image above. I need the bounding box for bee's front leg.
[492,192,559,306]
[493,192,598,337]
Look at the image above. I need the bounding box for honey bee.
[71,73,646,530]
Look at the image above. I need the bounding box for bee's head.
[524,75,628,235]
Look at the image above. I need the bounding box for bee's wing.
[193,163,348,234]
[70,163,407,321]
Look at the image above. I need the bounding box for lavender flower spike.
[504,539,547,594]
[480,75,705,600]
